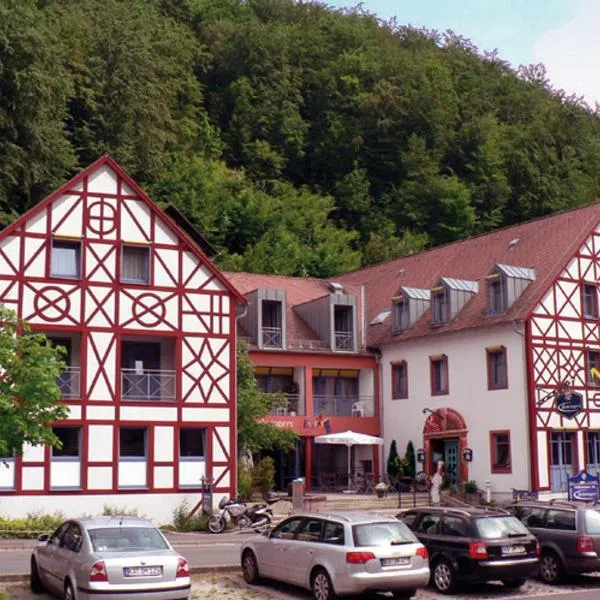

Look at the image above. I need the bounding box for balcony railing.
[269,393,303,416]
[334,330,354,351]
[261,326,283,348]
[121,369,176,401]
[313,395,374,417]
[58,367,81,399]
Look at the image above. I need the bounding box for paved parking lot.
[3,572,600,600]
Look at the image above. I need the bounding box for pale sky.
[326,0,600,106]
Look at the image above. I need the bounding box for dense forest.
[3,0,600,276]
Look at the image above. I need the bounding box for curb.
[0,565,241,584]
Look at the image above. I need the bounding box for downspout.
[524,319,539,491]
[233,304,249,495]
[361,284,366,349]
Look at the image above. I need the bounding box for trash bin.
[292,478,305,511]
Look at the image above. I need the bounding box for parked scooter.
[208,491,280,534]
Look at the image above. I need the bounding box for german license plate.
[123,566,162,577]
[501,545,525,556]
[381,557,410,567]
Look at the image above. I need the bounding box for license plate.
[123,566,163,577]
[501,545,526,556]
[381,557,410,567]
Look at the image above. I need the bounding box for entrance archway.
[422,408,468,484]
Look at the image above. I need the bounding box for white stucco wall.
[380,324,530,497]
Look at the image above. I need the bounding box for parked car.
[30,516,191,600]
[240,510,430,600]
[507,499,600,584]
[396,506,539,594]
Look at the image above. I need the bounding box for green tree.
[0,307,69,458]
[404,441,416,478]
[236,341,297,455]
[386,440,400,479]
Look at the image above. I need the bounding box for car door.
[54,521,84,584]
[260,517,305,581]
[414,512,443,559]
[287,518,324,585]
[36,521,70,593]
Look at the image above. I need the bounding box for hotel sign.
[555,390,583,420]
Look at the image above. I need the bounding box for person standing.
[431,461,445,506]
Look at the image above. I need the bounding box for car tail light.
[415,545,429,559]
[468,542,488,560]
[89,561,108,582]
[176,557,189,578]
[577,536,594,553]
[346,551,376,564]
[535,541,541,557]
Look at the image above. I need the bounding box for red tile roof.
[224,271,366,351]
[337,203,600,347]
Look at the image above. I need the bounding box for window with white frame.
[51,427,82,490]
[51,240,81,279]
[121,245,150,284]
[180,429,205,458]
[583,284,599,319]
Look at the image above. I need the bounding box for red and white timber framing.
[0,155,243,521]
[527,221,600,492]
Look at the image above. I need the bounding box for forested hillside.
[3,0,600,276]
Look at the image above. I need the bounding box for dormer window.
[431,288,449,325]
[393,299,410,331]
[334,304,354,351]
[487,274,507,315]
[261,299,283,349]
[486,264,535,315]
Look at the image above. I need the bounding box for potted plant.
[463,480,480,504]
[374,482,389,499]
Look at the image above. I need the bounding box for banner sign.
[556,391,583,419]
[568,470,599,502]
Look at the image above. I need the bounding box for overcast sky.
[325,0,600,106]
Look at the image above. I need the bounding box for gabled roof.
[224,271,365,350]
[337,202,600,346]
[1,155,245,304]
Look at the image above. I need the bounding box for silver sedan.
[30,516,191,600]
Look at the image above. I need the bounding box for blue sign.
[512,489,539,502]
[568,470,599,502]
[556,391,583,420]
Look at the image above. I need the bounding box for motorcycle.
[208,491,280,534]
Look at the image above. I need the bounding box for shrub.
[172,500,209,532]
[387,440,400,478]
[238,464,253,501]
[252,456,275,496]
[464,480,478,494]
[404,441,416,478]
[0,511,64,539]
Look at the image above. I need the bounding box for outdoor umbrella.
[314,430,384,492]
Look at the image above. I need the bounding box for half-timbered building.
[338,203,600,500]
[0,156,242,521]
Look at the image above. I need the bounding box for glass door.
[550,432,574,491]
[444,440,459,486]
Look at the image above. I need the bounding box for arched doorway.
[422,408,468,485]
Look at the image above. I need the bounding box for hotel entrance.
[429,438,459,486]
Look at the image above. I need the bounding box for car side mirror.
[37,534,50,543]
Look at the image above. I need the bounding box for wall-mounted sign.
[556,390,583,419]
[568,470,599,502]
[416,448,426,463]
[462,448,473,462]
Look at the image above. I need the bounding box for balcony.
[313,395,374,417]
[262,326,283,349]
[121,369,176,401]
[334,330,354,351]
[269,393,303,416]
[57,367,81,399]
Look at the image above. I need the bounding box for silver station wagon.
[240,511,430,600]
[30,516,191,600]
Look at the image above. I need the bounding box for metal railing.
[121,369,176,401]
[269,393,303,416]
[57,367,81,399]
[261,326,283,348]
[313,395,374,417]
[334,330,354,351]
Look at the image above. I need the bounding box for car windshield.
[353,521,416,547]
[89,527,169,552]
[475,516,529,539]
[585,510,600,534]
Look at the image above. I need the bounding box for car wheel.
[30,558,44,593]
[64,579,75,600]
[432,558,457,594]
[539,551,564,584]
[392,590,417,599]
[242,550,260,584]
[208,515,226,534]
[311,568,336,600]
[503,578,526,589]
